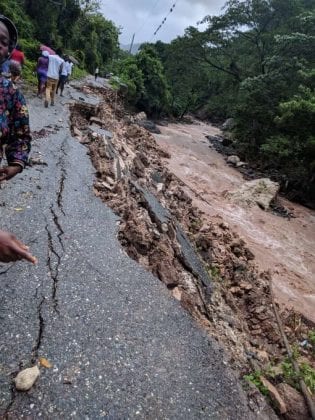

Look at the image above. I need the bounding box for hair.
[0,15,18,54]
[56,48,62,56]
[9,60,21,76]
[15,43,21,51]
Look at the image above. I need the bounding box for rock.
[236,161,246,167]
[276,383,310,420]
[260,377,287,415]
[14,366,40,391]
[29,157,48,166]
[227,155,240,165]
[161,223,169,233]
[134,112,147,122]
[137,120,161,134]
[255,350,269,362]
[222,136,233,146]
[227,178,280,210]
[222,118,235,131]
[90,116,105,126]
[219,222,229,230]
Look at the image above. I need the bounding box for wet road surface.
[0,79,253,418]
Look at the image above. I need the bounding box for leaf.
[14,208,24,212]
[39,357,52,369]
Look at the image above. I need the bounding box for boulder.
[227,155,240,165]
[134,112,147,122]
[222,118,235,131]
[260,377,286,414]
[276,383,310,420]
[227,178,280,210]
[137,120,161,134]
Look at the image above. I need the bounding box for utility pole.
[129,33,135,54]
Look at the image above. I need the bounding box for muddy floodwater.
[155,121,315,323]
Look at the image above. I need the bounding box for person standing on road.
[0,15,36,264]
[45,48,64,108]
[94,66,99,81]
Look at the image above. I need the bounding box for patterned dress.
[0,76,31,169]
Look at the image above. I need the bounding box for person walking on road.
[0,15,36,264]
[94,66,99,81]
[56,55,69,97]
[36,50,49,98]
[45,48,64,108]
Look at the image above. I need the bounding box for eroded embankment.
[69,85,315,418]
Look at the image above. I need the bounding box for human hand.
[0,230,37,264]
[0,165,22,182]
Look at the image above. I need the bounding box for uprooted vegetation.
[70,85,315,418]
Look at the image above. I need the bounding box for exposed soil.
[69,84,315,418]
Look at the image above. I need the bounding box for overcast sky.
[101,0,227,45]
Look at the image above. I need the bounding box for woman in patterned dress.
[0,14,36,264]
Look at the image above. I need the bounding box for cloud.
[102,0,226,44]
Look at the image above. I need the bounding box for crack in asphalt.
[32,296,45,362]
[50,206,65,251]
[57,172,66,216]
[45,224,61,313]
[0,263,15,276]
[3,383,17,418]
[56,138,67,216]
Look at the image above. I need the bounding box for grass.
[244,371,269,395]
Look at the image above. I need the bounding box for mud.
[155,122,315,325]
[69,85,314,416]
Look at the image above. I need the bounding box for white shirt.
[47,54,64,80]
[64,61,72,76]
[61,61,70,76]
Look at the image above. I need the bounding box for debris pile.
[70,85,315,418]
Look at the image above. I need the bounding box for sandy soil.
[155,121,315,323]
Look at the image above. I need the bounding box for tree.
[135,46,171,117]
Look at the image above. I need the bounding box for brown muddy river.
[155,121,315,323]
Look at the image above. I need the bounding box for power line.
[151,0,179,41]
[135,0,161,35]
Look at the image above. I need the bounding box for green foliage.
[300,363,315,393]
[135,46,171,117]
[244,371,269,395]
[207,265,221,281]
[282,357,315,393]
[114,57,144,104]
[0,0,35,38]
[150,0,315,204]
[2,0,119,75]
[309,330,315,347]
[19,38,40,62]
[22,59,37,85]
[71,65,88,80]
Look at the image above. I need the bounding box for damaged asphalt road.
[0,78,253,418]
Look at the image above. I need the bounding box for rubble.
[70,84,315,415]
